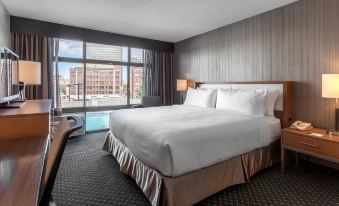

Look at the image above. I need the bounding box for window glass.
[130,66,143,104]
[54,39,145,109]
[85,111,109,131]
[85,64,127,107]
[56,62,84,108]
[58,39,83,58]
[86,43,128,62]
[131,48,144,63]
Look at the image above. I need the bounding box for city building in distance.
[54,43,144,108]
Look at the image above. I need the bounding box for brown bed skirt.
[103,131,280,206]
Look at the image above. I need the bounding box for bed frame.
[103,81,294,206]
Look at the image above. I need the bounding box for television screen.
[0,45,19,104]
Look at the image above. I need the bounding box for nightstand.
[281,128,339,173]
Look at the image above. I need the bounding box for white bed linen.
[109,105,281,177]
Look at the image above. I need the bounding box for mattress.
[109,105,281,177]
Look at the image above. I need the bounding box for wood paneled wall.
[173,0,339,129]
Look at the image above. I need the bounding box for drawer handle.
[299,141,319,148]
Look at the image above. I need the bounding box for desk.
[0,100,52,206]
[0,135,49,205]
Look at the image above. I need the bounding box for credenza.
[0,99,51,139]
[0,100,55,206]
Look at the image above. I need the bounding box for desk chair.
[132,96,161,108]
[39,116,82,206]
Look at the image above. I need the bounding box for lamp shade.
[322,74,339,98]
[19,61,41,85]
[177,79,188,91]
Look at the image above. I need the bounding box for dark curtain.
[11,33,55,101]
[143,50,173,105]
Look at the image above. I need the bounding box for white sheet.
[109,105,281,177]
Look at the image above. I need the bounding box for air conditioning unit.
[69,114,85,137]
[52,114,85,137]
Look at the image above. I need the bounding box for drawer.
[283,132,339,160]
[0,114,50,139]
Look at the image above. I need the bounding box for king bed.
[103,81,294,206]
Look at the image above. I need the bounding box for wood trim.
[187,80,195,89]
[282,82,294,128]
[194,81,294,128]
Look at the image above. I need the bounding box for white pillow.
[228,89,279,116]
[216,88,267,116]
[264,90,279,116]
[184,88,217,108]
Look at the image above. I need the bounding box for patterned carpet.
[53,132,339,206]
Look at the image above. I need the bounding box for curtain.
[11,33,55,102]
[53,39,62,113]
[143,50,173,106]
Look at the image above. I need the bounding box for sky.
[57,39,143,81]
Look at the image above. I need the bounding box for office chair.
[132,96,161,108]
[39,116,82,206]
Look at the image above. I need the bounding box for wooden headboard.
[193,81,294,128]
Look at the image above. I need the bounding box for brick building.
[69,65,122,97]
[69,65,143,99]
[130,66,143,99]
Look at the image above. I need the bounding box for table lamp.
[322,74,339,135]
[177,79,188,104]
[18,60,41,100]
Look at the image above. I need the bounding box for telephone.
[290,121,313,131]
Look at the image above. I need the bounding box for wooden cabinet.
[281,128,339,173]
[0,99,53,206]
[0,100,51,139]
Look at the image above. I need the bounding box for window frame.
[56,40,144,113]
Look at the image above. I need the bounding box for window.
[54,39,144,111]
[131,48,144,63]
[56,62,84,108]
[58,39,83,58]
[85,64,128,107]
[130,66,144,104]
[86,111,110,131]
[86,43,128,62]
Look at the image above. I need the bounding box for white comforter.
[109,105,281,177]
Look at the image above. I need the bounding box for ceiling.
[1,0,297,43]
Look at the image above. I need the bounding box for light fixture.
[322,74,339,135]
[177,79,188,91]
[18,60,41,100]
[177,79,189,104]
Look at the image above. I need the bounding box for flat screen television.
[0,45,20,104]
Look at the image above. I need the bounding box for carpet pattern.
[53,132,339,206]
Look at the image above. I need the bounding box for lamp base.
[18,82,26,101]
